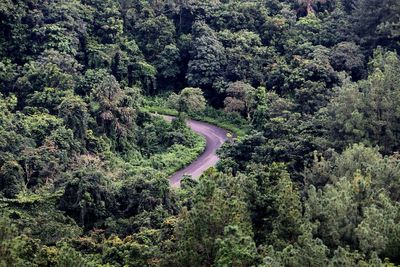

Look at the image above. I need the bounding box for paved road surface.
[162,115,229,187]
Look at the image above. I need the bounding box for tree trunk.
[306,0,315,15]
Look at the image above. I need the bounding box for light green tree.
[215,225,258,267]
[168,87,206,115]
[174,170,254,266]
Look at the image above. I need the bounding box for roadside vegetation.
[143,95,250,137]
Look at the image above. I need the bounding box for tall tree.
[186,21,226,91]
[173,170,254,267]
[223,81,256,121]
[58,95,88,141]
[326,49,400,153]
[90,74,137,139]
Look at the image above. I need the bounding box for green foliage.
[223,81,257,120]
[89,0,123,44]
[1,0,400,265]
[143,96,249,136]
[218,30,266,84]
[59,95,88,140]
[245,163,303,248]
[215,225,259,267]
[186,21,226,89]
[330,42,365,80]
[326,49,400,153]
[22,112,63,145]
[168,87,206,115]
[0,161,24,198]
[173,170,255,266]
[16,50,81,101]
[27,87,73,113]
[56,244,88,267]
[303,144,400,261]
[89,73,139,151]
[101,234,159,267]
[352,0,400,50]
[59,164,114,228]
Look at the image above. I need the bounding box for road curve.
[161,115,229,187]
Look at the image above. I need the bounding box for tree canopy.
[1,0,400,265]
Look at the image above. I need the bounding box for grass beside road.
[142,101,250,137]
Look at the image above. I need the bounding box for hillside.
[1,0,400,266]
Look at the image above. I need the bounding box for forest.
[0,0,400,266]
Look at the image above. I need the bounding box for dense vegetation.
[1,0,400,266]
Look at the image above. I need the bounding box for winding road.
[161,115,229,187]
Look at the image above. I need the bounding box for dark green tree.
[0,161,24,198]
[59,95,88,140]
[59,165,114,228]
[186,21,226,91]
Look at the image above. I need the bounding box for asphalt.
[161,115,229,187]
